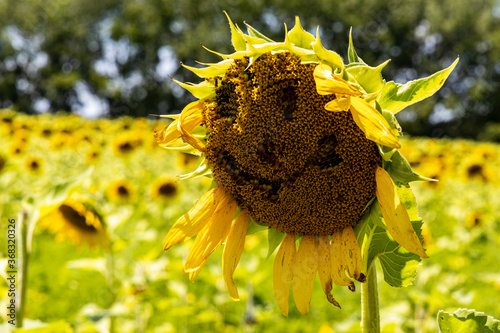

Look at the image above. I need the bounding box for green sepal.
[224,11,247,52]
[287,16,315,49]
[172,79,215,99]
[267,228,286,259]
[202,46,252,60]
[311,28,344,72]
[385,150,436,185]
[347,28,365,64]
[378,57,459,114]
[177,158,212,180]
[346,60,390,94]
[244,22,275,43]
[246,217,268,235]
[437,308,500,332]
[358,184,424,287]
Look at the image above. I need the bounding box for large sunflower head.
[40,199,109,249]
[154,14,457,315]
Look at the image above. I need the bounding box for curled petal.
[184,194,238,272]
[318,236,341,308]
[349,97,401,149]
[292,235,318,316]
[179,103,206,151]
[331,230,355,290]
[163,187,224,250]
[222,212,249,301]
[273,234,295,316]
[376,167,428,258]
[314,64,362,96]
[325,95,351,112]
[342,226,364,282]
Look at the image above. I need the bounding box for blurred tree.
[0,0,499,139]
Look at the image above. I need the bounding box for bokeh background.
[1,0,500,332]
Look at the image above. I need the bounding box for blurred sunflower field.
[1,108,500,333]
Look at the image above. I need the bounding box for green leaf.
[385,150,435,185]
[347,28,365,64]
[438,309,500,333]
[267,228,286,259]
[224,11,246,52]
[346,60,390,94]
[287,16,315,49]
[311,28,344,71]
[378,57,459,114]
[361,184,423,287]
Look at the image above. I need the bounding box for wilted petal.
[342,226,364,282]
[314,64,362,96]
[318,236,341,308]
[375,167,428,258]
[292,235,318,315]
[163,187,224,250]
[222,212,249,301]
[273,233,295,316]
[349,97,401,149]
[331,230,355,290]
[184,194,238,272]
[325,95,351,112]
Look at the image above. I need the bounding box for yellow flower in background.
[150,177,179,202]
[155,14,457,315]
[40,199,109,249]
[24,155,44,174]
[106,179,136,204]
[8,140,27,156]
[85,148,101,165]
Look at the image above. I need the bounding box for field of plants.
[1,109,500,332]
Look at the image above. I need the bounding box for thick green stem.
[17,210,29,328]
[361,261,380,333]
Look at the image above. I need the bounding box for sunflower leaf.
[347,28,365,64]
[267,228,286,259]
[288,16,315,49]
[378,57,458,114]
[346,60,389,94]
[437,308,500,332]
[246,217,268,235]
[385,150,435,185]
[362,184,423,287]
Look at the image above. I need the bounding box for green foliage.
[438,309,500,332]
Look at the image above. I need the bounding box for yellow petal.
[325,95,351,111]
[292,235,318,315]
[273,233,296,316]
[222,212,249,301]
[154,101,204,148]
[375,167,428,258]
[342,226,364,282]
[183,194,238,272]
[313,64,362,96]
[331,230,355,290]
[317,236,341,308]
[163,187,224,250]
[349,97,401,149]
[189,259,207,282]
[178,102,206,151]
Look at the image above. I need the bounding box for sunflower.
[24,156,44,173]
[150,177,179,202]
[111,132,142,156]
[106,179,136,204]
[154,14,457,315]
[40,199,109,248]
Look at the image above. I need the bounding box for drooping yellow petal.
[189,259,207,282]
[349,97,401,149]
[325,95,351,112]
[317,236,341,308]
[178,102,206,151]
[375,167,428,258]
[273,233,295,316]
[163,186,224,250]
[222,212,249,301]
[292,235,318,316]
[154,101,204,149]
[184,194,238,272]
[331,230,355,290]
[341,226,364,282]
[313,64,362,96]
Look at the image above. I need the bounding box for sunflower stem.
[17,210,29,328]
[361,260,380,333]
